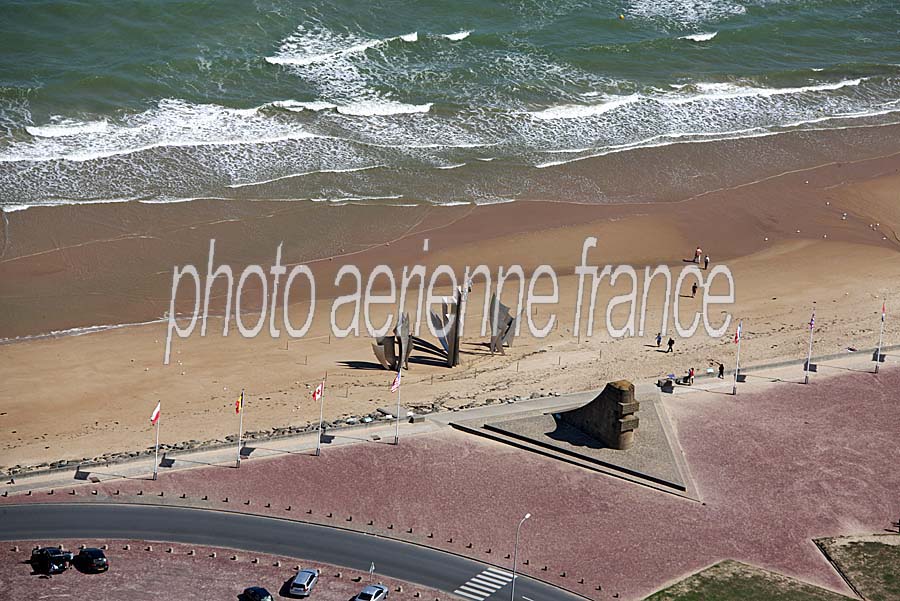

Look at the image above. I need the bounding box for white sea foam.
[226,164,386,188]
[336,100,432,116]
[271,100,338,112]
[443,30,471,41]
[436,162,466,170]
[528,78,868,120]
[679,31,718,41]
[626,0,746,26]
[265,30,418,67]
[26,118,109,138]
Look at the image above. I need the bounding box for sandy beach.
[2,126,900,474]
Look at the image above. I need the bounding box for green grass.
[645,560,852,601]
[817,536,900,601]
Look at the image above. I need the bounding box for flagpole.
[315,380,325,457]
[394,377,401,445]
[804,306,815,385]
[153,408,160,481]
[732,322,742,396]
[236,389,244,468]
[875,299,886,374]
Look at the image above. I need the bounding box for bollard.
[252,558,259,564]
[307,509,313,514]
[223,497,228,502]
[335,572,342,578]
[159,491,164,497]
[286,505,291,511]
[505,553,510,559]
[274,560,280,567]
[79,544,86,549]
[26,491,31,496]
[210,552,216,558]
[70,489,76,495]
[245,500,251,505]
[560,571,566,577]
[188,550,194,556]
[167,548,173,553]
[448,537,453,543]
[541,566,547,571]
[407,528,413,533]
[12,545,19,552]
[347,516,352,522]
[91,490,98,495]
[123,544,130,550]
[352,576,362,583]
[101,544,108,550]
[388,524,393,529]
[327,512,332,518]
[579,578,584,584]
[181,493,186,499]
[368,520,374,526]
[265,502,270,508]
[202,495,208,500]
[146,546,153,551]
[428,533,433,538]
[466,543,472,549]
[414,593,420,598]
[524,559,529,565]
[486,548,491,554]
[49,489,54,495]
[138,490,143,495]
[231,555,238,561]
[115,489,120,495]
[396,586,403,593]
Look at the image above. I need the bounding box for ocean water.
[1,0,899,209]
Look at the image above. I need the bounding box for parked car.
[243,586,274,601]
[76,548,109,572]
[289,568,320,597]
[31,547,73,575]
[354,584,389,601]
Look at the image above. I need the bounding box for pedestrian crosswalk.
[454,567,514,600]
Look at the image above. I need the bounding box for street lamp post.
[510,513,531,601]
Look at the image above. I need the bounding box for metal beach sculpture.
[372,313,413,370]
[488,293,516,355]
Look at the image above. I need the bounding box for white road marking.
[454,568,514,601]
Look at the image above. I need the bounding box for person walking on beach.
[694,246,702,263]
[718,362,725,378]
[688,367,695,385]
[666,337,675,353]
[656,332,662,347]
[691,282,698,298]
[704,255,710,270]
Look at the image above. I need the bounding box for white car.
[355,584,389,601]
[289,568,320,597]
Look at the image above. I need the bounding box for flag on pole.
[882,301,886,322]
[733,320,742,344]
[390,370,402,393]
[808,309,816,330]
[312,381,324,401]
[150,401,161,425]
[235,390,244,414]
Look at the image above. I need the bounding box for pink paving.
[4,367,899,600]
[3,539,442,601]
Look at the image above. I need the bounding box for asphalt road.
[0,504,586,601]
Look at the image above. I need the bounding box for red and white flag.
[390,370,402,393]
[882,300,887,322]
[150,401,161,425]
[312,381,324,402]
[808,309,816,330]
[733,320,742,344]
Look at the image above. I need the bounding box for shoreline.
[2,122,900,341]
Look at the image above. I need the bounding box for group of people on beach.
[693,245,711,270]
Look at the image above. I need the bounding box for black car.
[243,586,274,601]
[31,547,74,575]
[76,547,109,572]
